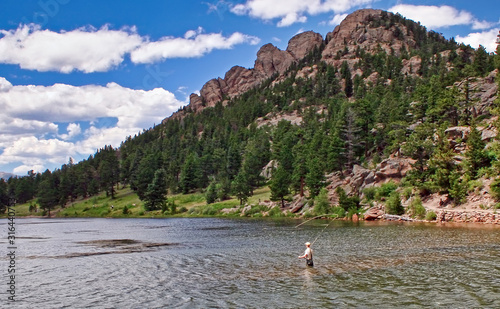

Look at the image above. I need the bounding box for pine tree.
[37,170,59,217]
[179,153,202,194]
[495,31,500,70]
[270,165,290,208]
[144,169,168,211]
[131,152,161,199]
[465,123,489,179]
[292,141,308,196]
[205,181,217,204]
[473,45,490,76]
[341,106,362,172]
[97,147,120,198]
[402,123,435,187]
[232,170,252,205]
[0,179,9,213]
[305,157,325,198]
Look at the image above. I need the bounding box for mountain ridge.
[165,8,439,122]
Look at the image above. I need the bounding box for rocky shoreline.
[364,205,500,224]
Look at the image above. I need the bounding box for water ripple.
[12,218,500,308]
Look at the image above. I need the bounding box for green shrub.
[491,178,500,201]
[202,206,217,216]
[83,207,90,212]
[408,196,426,219]
[314,188,331,215]
[302,211,314,218]
[347,207,359,219]
[376,181,398,199]
[268,206,284,217]
[205,181,217,204]
[385,192,404,215]
[243,204,267,217]
[336,187,360,211]
[363,187,377,201]
[402,187,413,200]
[178,206,188,213]
[425,211,437,221]
[449,174,467,205]
[467,179,483,193]
[122,206,129,215]
[331,206,346,218]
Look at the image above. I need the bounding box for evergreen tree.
[495,31,500,70]
[305,157,325,198]
[465,123,489,179]
[428,128,456,193]
[179,153,202,194]
[97,147,120,198]
[37,170,59,216]
[205,180,217,204]
[292,141,308,196]
[313,188,331,215]
[241,135,270,189]
[341,106,362,171]
[0,179,9,213]
[144,169,168,211]
[473,45,490,76]
[402,123,435,188]
[14,174,35,204]
[232,170,252,205]
[132,152,162,199]
[341,61,353,97]
[270,165,290,208]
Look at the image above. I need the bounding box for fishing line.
[295,214,338,246]
[311,217,335,246]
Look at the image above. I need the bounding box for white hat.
[305,242,311,246]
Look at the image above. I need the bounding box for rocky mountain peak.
[286,31,324,60]
[323,8,416,62]
[164,8,447,123]
[166,29,324,122]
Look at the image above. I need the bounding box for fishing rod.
[295,214,338,245]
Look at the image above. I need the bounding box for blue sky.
[0,0,498,175]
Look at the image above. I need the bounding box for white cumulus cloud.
[0,77,186,174]
[456,28,500,53]
[389,4,494,30]
[329,13,348,26]
[231,0,373,27]
[0,24,143,73]
[0,25,260,73]
[131,29,260,64]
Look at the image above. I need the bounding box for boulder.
[260,160,277,179]
[290,196,307,213]
[481,128,497,142]
[445,126,471,140]
[364,207,384,220]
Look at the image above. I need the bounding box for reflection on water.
[3,218,500,308]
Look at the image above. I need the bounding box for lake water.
[2,218,500,308]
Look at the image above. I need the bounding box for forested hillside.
[2,9,500,220]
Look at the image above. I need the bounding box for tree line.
[1,16,499,214]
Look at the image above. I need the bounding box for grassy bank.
[4,185,273,219]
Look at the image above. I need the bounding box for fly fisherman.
[298,242,313,267]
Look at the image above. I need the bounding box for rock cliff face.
[323,9,415,58]
[166,9,434,122]
[167,30,323,121]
